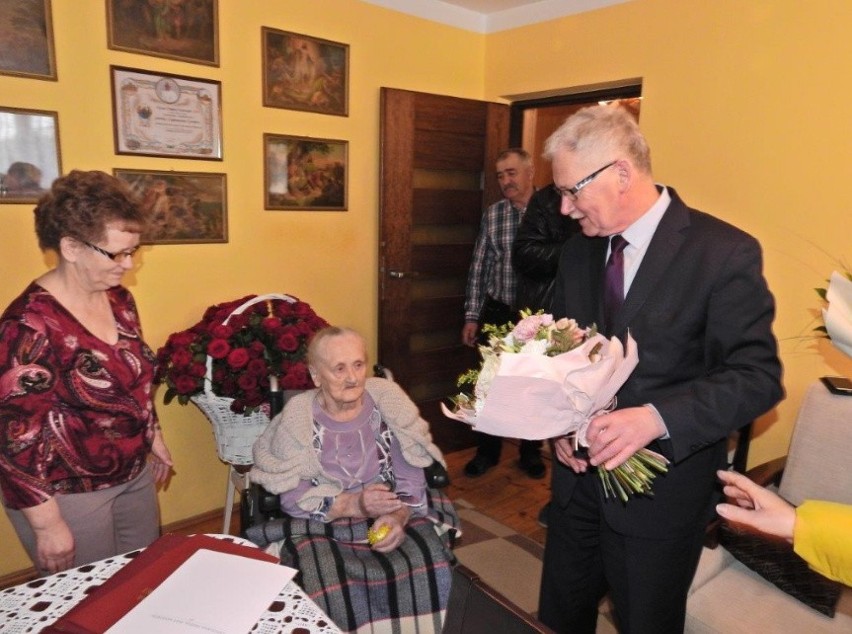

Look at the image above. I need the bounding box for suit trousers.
[539,471,706,634]
[4,464,160,575]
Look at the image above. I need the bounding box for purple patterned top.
[0,283,158,509]
[280,392,427,519]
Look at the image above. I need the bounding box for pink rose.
[512,315,545,342]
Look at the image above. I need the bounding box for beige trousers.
[4,465,160,575]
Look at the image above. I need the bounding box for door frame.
[509,81,643,144]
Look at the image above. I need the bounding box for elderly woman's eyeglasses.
[553,160,618,201]
[83,240,140,262]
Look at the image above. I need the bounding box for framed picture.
[0,0,57,80]
[264,134,347,211]
[110,65,223,160]
[106,0,219,67]
[114,169,227,244]
[0,107,62,204]
[262,27,348,117]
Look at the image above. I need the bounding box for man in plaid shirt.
[461,148,545,479]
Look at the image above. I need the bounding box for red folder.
[45,533,279,634]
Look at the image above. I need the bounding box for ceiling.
[361,0,631,33]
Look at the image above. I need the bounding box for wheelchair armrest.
[425,460,450,489]
[240,481,287,536]
[258,486,283,515]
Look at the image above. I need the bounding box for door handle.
[389,270,419,279]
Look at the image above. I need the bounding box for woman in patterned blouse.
[0,170,173,575]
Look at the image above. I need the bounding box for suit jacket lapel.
[615,190,690,332]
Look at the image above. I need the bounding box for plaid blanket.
[246,488,460,634]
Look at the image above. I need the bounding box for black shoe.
[519,453,546,479]
[538,502,551,528]
[464,454,497,477]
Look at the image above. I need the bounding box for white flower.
[442,310,668,501]
[473,347,501,413]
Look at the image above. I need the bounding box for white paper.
[106,549,297,634]
[824,271,852,358]
[441,332,639,442]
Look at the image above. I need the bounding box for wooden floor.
[443,442,551,545]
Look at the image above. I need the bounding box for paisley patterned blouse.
[0,283,158,510]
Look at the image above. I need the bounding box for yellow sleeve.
[793,500,852,586]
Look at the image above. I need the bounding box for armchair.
[686,381,852,632]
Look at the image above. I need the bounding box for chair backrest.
[442,565,556,634]
[778,380,852,506]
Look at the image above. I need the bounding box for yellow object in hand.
[367,524,390,545]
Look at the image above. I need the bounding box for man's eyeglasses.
[83,240,140,262]
[554,160,618,201]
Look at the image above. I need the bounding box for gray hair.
[543,104,651,174]
[306,326,367,370]
[497,147,532,167]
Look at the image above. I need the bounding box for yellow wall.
[484,0,852,467]
[2,0,850,578]
[0,0,484,576]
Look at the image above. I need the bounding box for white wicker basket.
[190,293,297,465]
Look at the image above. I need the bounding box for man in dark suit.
[512,184,581,525]
[537,105,783,633]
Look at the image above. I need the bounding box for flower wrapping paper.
[442,332,638,442]
[823,270,852,358]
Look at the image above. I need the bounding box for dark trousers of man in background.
[465,296,544,477]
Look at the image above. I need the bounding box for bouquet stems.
[597,449,669,502]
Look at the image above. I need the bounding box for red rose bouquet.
[155,294,329,415]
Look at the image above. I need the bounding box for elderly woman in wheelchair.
[250,326,460,633]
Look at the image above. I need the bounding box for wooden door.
[379,88,509,452]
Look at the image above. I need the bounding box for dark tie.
[603,234,628,335]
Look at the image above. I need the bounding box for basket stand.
[188,293,298,533]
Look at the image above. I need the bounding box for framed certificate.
[110,66,223,160]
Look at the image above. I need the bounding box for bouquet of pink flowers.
[442,310,668,501]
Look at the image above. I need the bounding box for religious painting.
[262,27,348,116]
[114,168,227,244]
[106,0,219,66]
[0,0,57,80]
[264,134,347,211]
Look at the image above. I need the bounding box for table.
[0,535,341,634]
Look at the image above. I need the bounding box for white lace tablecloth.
[0,535,341,634]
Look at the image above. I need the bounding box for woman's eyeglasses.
[83,241,140,262]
